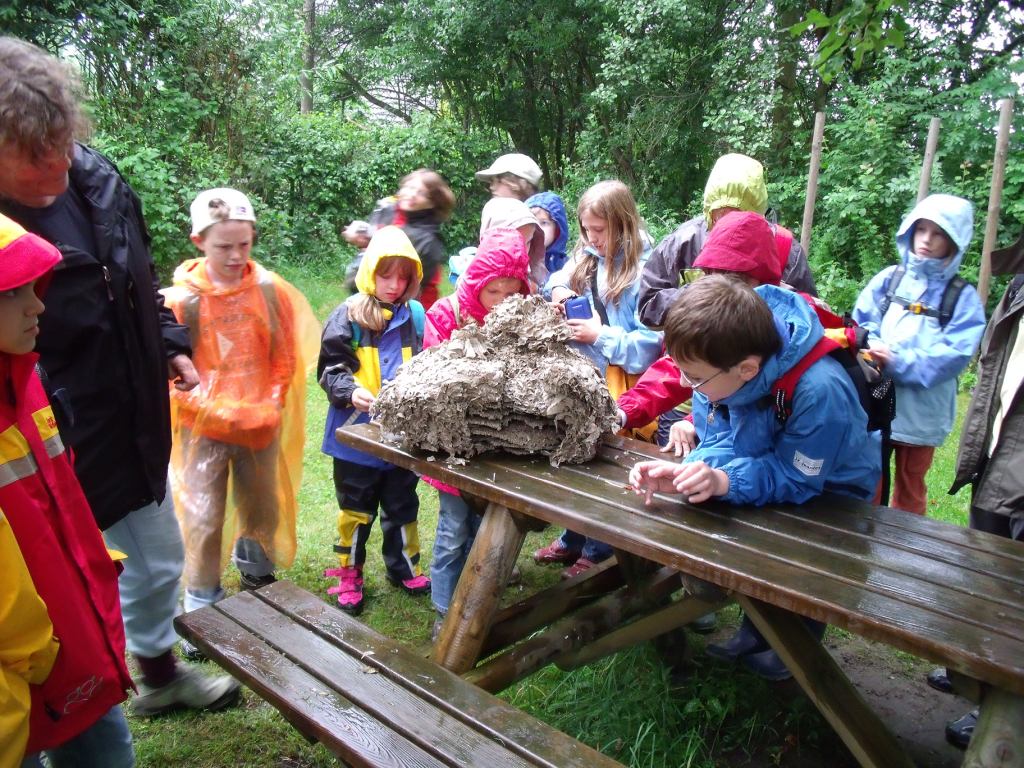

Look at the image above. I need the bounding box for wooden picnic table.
[337,422,1024,768]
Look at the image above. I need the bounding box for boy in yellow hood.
[162,188,319,648]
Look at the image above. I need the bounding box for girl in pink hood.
[423,228,530,636]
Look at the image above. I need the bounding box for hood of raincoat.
[354,225,423,298]
[173,256,260,294]
[702,153,769,229]
[720,284,823,408]
[525,191,570,272]
[895,194,974,282]
[693,210,782,286]
[456,228,532,325]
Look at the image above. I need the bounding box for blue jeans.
[430,491,481,615]
[103,487,184,658]
[21,704,134,768]
[558,530,613,563]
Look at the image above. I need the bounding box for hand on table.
[660,419,696,457]
[629,459,729,504]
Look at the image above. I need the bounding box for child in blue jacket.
[319,226,430,614]
[526,191,570,274]
[629,268,881,680]
[852,194,986,515]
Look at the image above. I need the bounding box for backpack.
[769,299,896,500]
[879,265,968,327]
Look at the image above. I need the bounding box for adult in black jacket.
[0,35,240,717]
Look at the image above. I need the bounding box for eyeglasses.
[679,367,726,392]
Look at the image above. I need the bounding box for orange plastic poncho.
[162,259,319,573]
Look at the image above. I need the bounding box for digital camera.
[564,296,593,320]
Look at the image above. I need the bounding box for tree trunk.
[299,0,315,113]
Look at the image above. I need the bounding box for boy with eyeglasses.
[629,250,880,680]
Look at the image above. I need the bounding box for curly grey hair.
[0,36,91,157]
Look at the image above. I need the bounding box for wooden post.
[432,502,527,673]
[800,111,826,257]
[963,687,1024,768]
[979,98,1015,305]
[917,117,941,202]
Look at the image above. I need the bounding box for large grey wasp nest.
[371,295,619,465]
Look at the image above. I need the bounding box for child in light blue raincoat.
[852,194,986,515]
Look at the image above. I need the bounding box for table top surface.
[338,422,1024,694]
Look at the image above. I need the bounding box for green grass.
[130,266,976,766]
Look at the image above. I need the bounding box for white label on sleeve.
[793,450,824,477]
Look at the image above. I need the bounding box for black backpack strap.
[879,264,905,317]
[938,276,968,327]
[589,265,610,326]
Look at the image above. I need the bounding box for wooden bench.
[174,580,623,768]
[337,422,1024,768]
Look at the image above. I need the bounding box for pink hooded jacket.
[424,228,532,346]
[423,228,531,493]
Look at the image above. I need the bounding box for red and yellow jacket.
[0,352,131,759]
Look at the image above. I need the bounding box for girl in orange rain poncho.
[163,189,319,636]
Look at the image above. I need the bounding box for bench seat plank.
[176,604,445,768]
[177,582,623,768]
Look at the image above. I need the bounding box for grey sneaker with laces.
[130,665,241,717]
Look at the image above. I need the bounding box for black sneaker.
[945,708,978,750]
[239,572,277,591]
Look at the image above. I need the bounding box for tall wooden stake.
[800,112,826,257]
[979,99,1015,305]
[917,117,941,202]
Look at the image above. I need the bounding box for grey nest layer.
[371,295,620,465]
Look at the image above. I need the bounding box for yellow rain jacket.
[0,511,58,767]
[163,259,319,571]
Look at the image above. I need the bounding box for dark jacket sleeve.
[318,302,361,408]
[782,239,818,297]
[638,217,707,329]
[127,186,192,359]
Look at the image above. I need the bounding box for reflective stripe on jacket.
[0,352,130,754]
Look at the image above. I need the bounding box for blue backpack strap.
[409,299,425,349]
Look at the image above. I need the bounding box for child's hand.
[168,354,200,391]
[628,460,685,505]
[867,339,893,368]
[660,419,697,458]
[351,387,375,412]
[672,461,729,503]
[550,287,575,304]
[567,316,601,344]
[343,221,371,249]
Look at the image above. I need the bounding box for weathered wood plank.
[740,596,916,768]
[213,593,536,768]
[255,582,623,768]
[481,557,624,657]
[336,423,1024,696]
[434,501,528,673]
[465,567,682,692]
[175,606,447,768]
[963,688,1024,768]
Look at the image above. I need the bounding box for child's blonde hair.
[567,180,643,306]
[348,256,420,333]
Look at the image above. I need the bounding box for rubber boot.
[705,614,768,662]
[741,618,826,681]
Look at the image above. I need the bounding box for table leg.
[432,501,527,673]
[739,595,915,768]
[963,687,1024,768]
